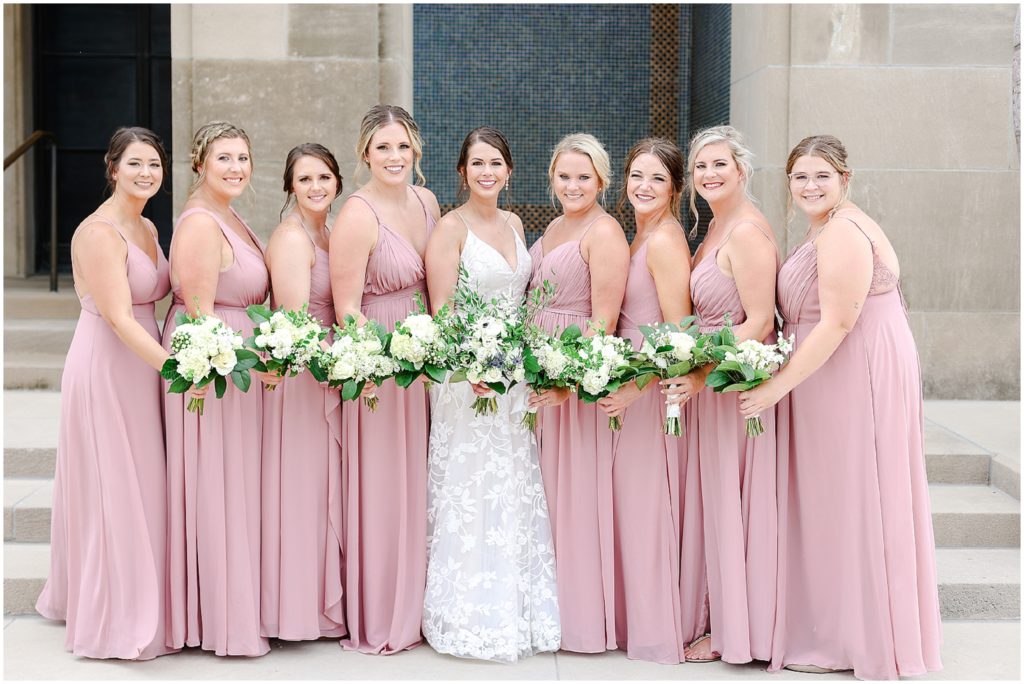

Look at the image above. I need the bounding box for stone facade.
[170,4,412,243]
[4,5,33,277]
[730,4,1020,399]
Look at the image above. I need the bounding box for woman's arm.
[721,222,777,344]
[266,222,315,311]
[173,212,228,317]
[583,216,630,335]
[329,198,377,327]
[424,213,465,315]
[74,222,170,372]
[738,220,873,418]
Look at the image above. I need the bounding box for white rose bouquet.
[522,322,584,432]
[245,304,326,389]
[311,315,400,411]
[704,323,794,437]
[633,316,713,436]
[570,326,638,431]
[389,292,459,388]
[447,270,532,416]
[161,309,264,414]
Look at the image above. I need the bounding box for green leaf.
[740,363,756,382]
[160,358,179,380]
[169,376,192,394]
[308,358,327,383]
[246,304,272,323]
[705,370,732,388]
[560,325,583,343]
[524,355,541,374]
[665,361,695,377]
[635,372,656,391]
[449,369,468,384]
[395,370,419,388]
[231,368,251,392]
[214,374,227,399]
[174,310,190,326]
[425,364,448,384]
[486,382,507,395]
[719,382,753,393]
[341,380,362,402]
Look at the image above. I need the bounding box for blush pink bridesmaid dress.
[769,216,942,680]
[36,215,176,660]
[687,222,778,663]
[611,236,709,664]
[260,234,345,640]
[339,187,434,654]
[527,216,616,653]
[162,207,270,657]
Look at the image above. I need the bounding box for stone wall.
[170,4,412,243]
[730,4,1020,399]
[3,5,33,277]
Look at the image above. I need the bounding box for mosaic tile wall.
[413,4,731,248]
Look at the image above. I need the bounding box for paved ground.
[5,399,1020,680]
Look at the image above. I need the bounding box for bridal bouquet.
[571,326,637,431]
[522,322,584,432]
[311,315,400,411]
[446,268,536,416]
[389,292,459,388]
[161,309,264,415]
[245,304,326,389]
[704,325,794,437]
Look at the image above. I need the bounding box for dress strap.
[453,209,472,230]
[348,194,382,224]
[720,219,773,247]
[831,213,875,250]
[579,213,609,241]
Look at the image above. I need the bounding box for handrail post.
[49,142,58,292]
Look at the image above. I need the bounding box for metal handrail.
[4,130,59,291]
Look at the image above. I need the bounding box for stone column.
[3,5,34,277]
[731,4,1020,399]
[171,3,413,242]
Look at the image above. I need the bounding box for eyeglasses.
[788,171,838,187]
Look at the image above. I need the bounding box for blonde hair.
[353,104,426,186]
[188,121,253,196]
[548,132,612,207]
[684,125,755,238]
[784,134,853,225]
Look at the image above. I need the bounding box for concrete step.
[5,479,53,542]
[3,281,80,319]
[4,319,78,357]
[3,354,64,390]
[923,421,993,485]
[7,541,1017,623]
[930,485,1020,547]
[937,548,1020,619]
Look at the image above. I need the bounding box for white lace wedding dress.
[423,221,561,662]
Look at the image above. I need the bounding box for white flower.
[667,332,696,361]
[211,350,237,376]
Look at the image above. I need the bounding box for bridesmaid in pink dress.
[163,121,281,657]
[739,135,942,679]
[330,105,441,654]
[595,138,708,664]
[662,125,779,664]
[36,127,179,660]
[527,133,630,653]
[260,143,346,640]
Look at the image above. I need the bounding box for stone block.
[379,4,413,63]
[788,67,1013,170]
[379,59,413,111]
[851,170,1019,312]
[911,311,1019,400]
[790,4,890,65]
[892,4,1017,66]
[190,59,379,165]
[172,161,192,218]
[730,4,791,81]
[170,4,191,59]
[190,5,288,60]
[288,4,378,59]
[171,59,193,162]
[747,168,789,251]
[730,66,791,167]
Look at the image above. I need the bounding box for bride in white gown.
[422,127,560,662]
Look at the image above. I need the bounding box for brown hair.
[616,137,686,220]
[455,126,514,204]
[188,121,253,196]
[104,126,168,193]
[784,134,853,224]
[279,143,343,219]
[353,104,426,185]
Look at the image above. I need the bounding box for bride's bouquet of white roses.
[311,315,400,411]
[704,322,794,437]
[388,292,459,388]
[161,307,265,415]
[570,325,638,431]
[245,304,326,389]
[633,316,714,436]
[446,268,534,416]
